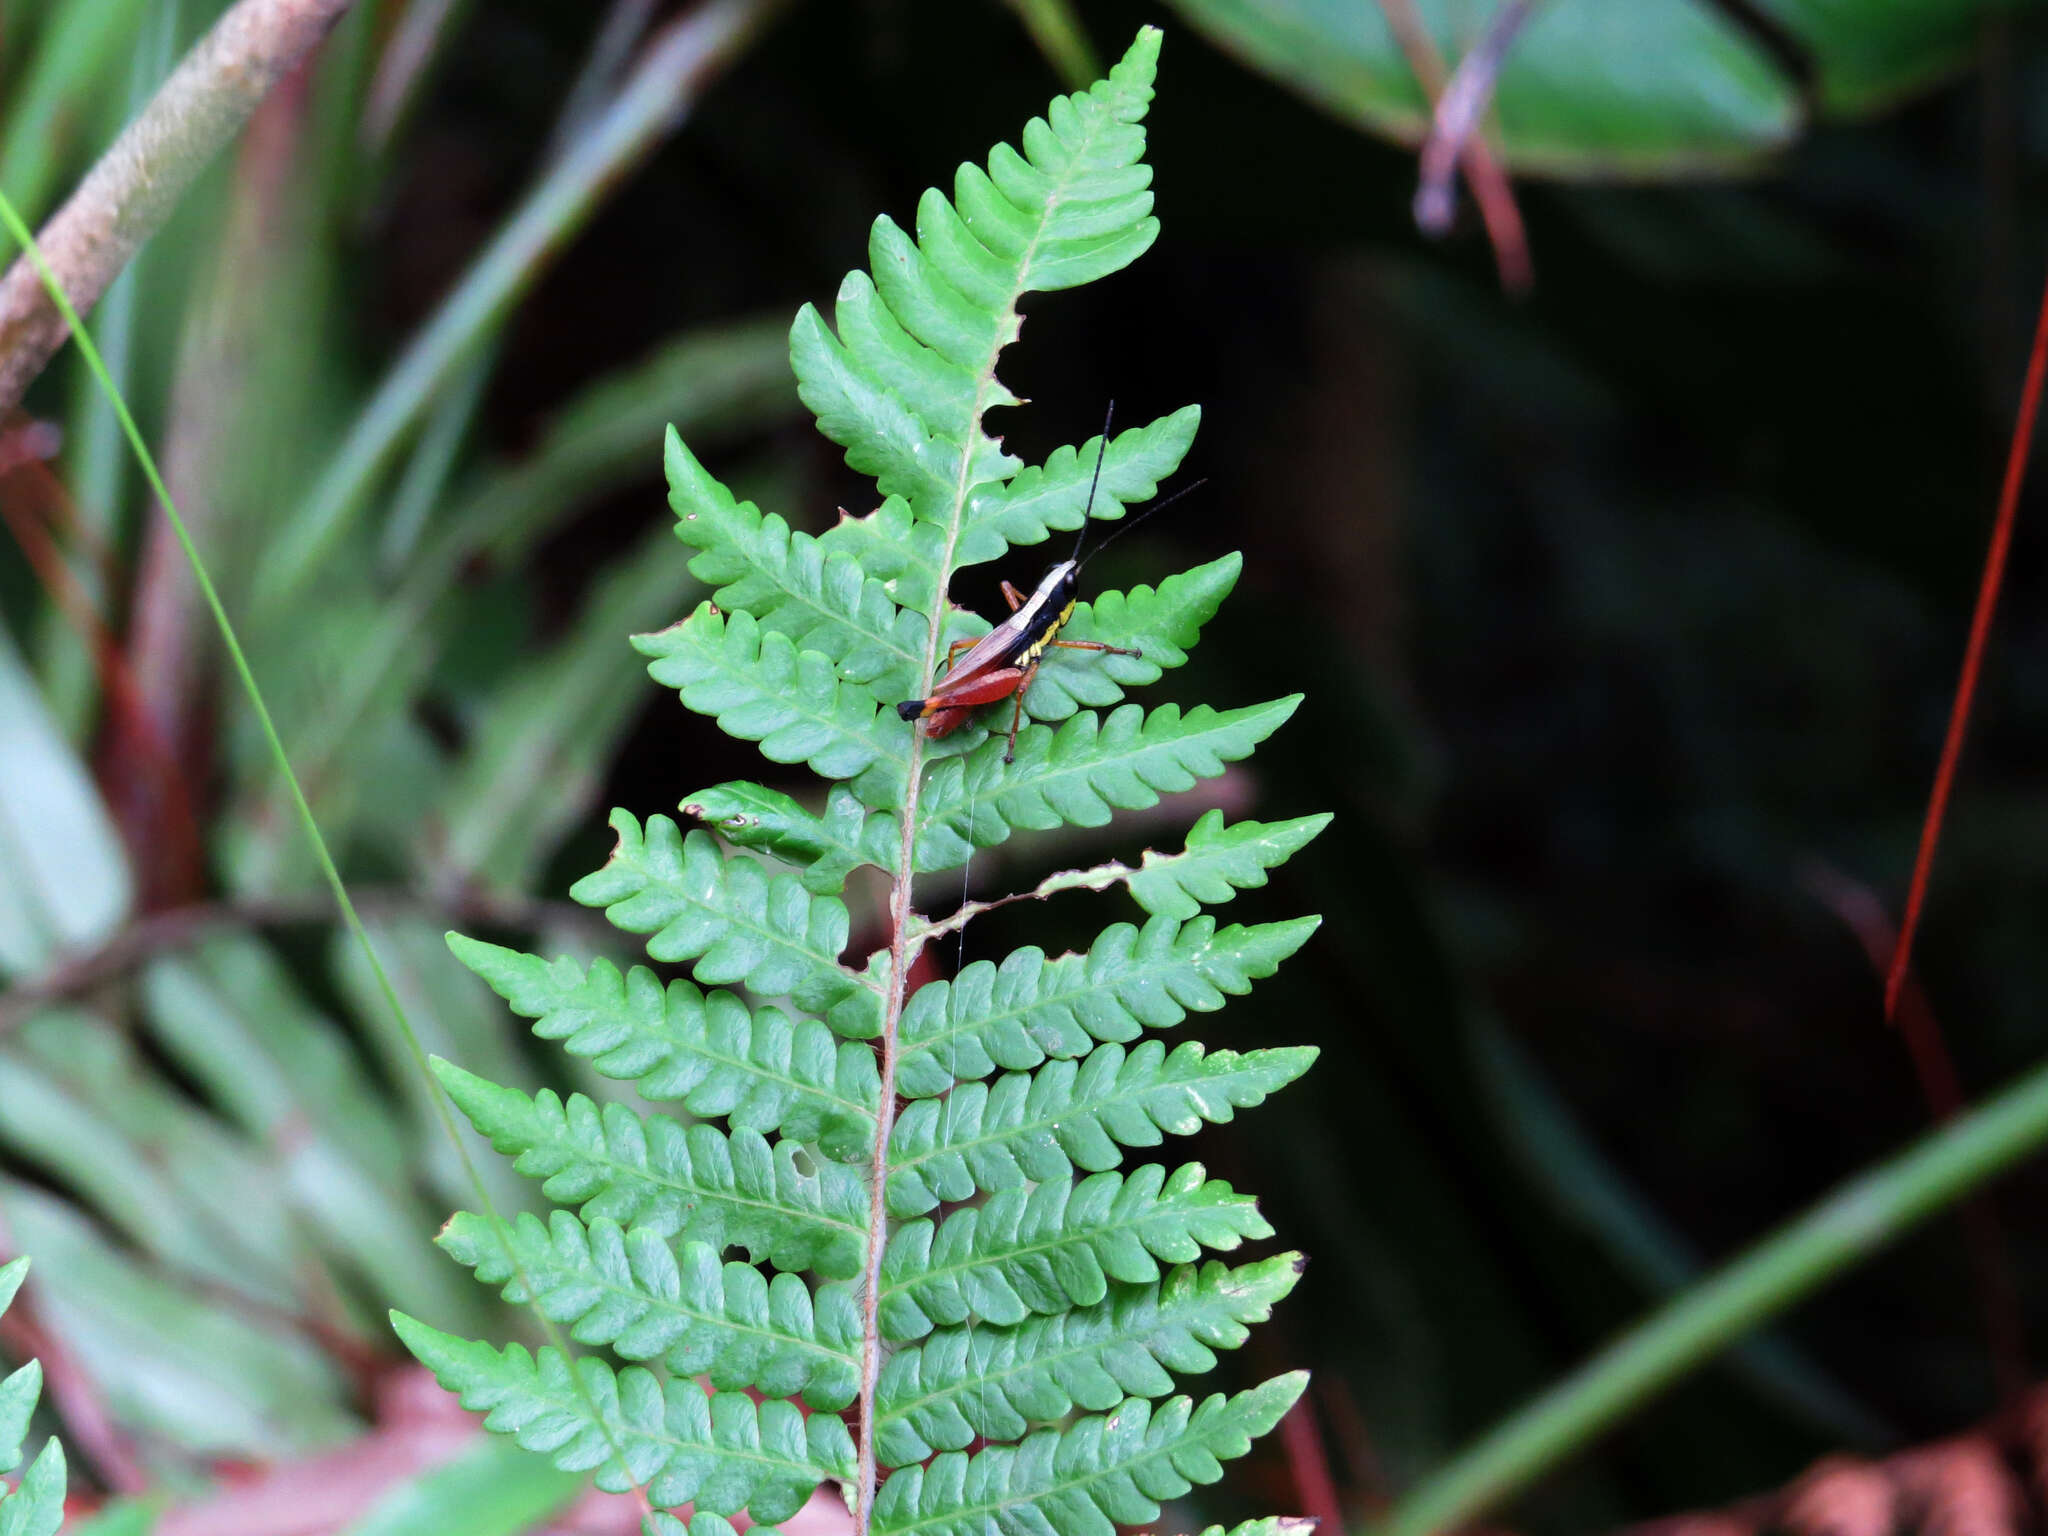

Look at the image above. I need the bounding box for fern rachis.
[398,28,1326,1536]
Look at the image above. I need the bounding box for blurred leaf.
[66,1502,163,1536]
[437,519,705,892]
[0,628,131,975]
[232,319,795,893]
[1168,0,2011,176]
[0,1181,354,1459]
[450,316,796,572]
[0,0,156,224]
[330,919,537,1217]
[0,1010,305,1303]
[335,1436,584,1536]
[1165,0,1801,174]
[1761,0,1997,115]
[141,939,493,1331]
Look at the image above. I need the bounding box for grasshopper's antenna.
[1069,400,1117,563]
[1077,474,1209,570]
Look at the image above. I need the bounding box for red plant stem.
[1278,1393,1346,1535]
[1887,267,2048,1020]
[0,437,206,907]
[1412,0,1532,242]
[1803,860,2029,1401]
[1375,0,1531,293]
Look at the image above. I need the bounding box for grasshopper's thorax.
[1012,562,1080,667]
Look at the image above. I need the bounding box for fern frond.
[572,811,882,1037]
[887,1040,1315,1215]
[789,35,1159,527]
[434,1060,868,1278]
[449,937,878,1161]
[392,1314,856,1524]
[635,606,905,791]
[873,1253,1303,1463]
[666,429,925,700]
[683,781,900,893]
[871,1373,1307,1536]
[915,698,1303,869]
[898,913,1318,1097]
[407,31,1317,1532]
[878,1162,1270,1339]
[440,1210,861,1410]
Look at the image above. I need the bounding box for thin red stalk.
[1803,859,2029,1401]
[1374,0,1531,293]
[1886,268,2048,1019]
[1278,1394,1346,1534]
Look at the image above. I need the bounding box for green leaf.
[813,497,948,618]
[440,518,699,890]
[392,1314,855,1524]
[433,1061,869,1280]
[1125,810,1332,920]
[915,698,1302,870]
[899,914,1320,1098]
[449,937,878,1162]
[887,1039,1316,1215]
[874,1253,1304,1464]
[1162,0,1798,174]
[790,27,1159,525]
[681,782,899,894]
[879,1162,1271,1340]
[1192,1522,1319,1536]
[0,1258,26,1320]
[666,428,925,701]
[2,1179,353,1457]
[440,1210,861,1411]
[1764,0,1995,117]
[636,605,903,789]
[0,625,131,976]
[0,1362,41,1474]
[1025,553,1242,720]
[872,1373,1307,1536]
[572,812,881,1037]
[0,1438,65,1536]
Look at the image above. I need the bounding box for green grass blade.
[1379,1045,2048,1536]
